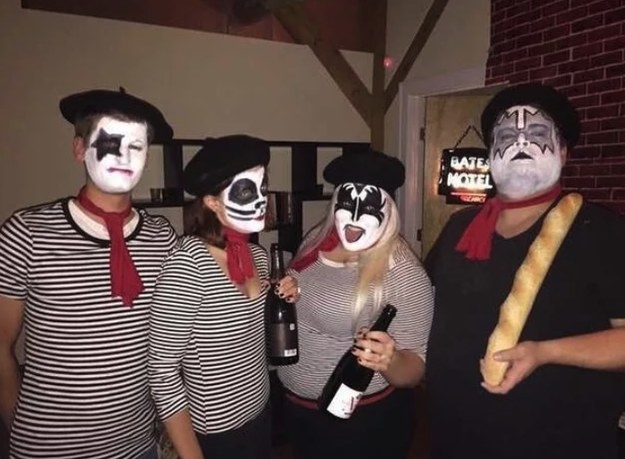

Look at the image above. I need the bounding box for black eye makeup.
[227,178,259,205]
[91,129,123,161]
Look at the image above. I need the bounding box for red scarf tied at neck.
[77,187,144,306]
[290,227,340,272]
[224,227,255,284]
[455,184,562,261]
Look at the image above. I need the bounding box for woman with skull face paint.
[276,149,434,459]
[147,135,299,459]
[425,84,625,459]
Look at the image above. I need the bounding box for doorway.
[397,67,502,259]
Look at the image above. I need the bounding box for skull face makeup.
[84,116,149,194]
[333,182,391,252]
[490,105,564,200]
[221,166,268,234]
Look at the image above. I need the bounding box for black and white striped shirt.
[148,235,270,434]
[0,198,177,459]
[278,243,434,399]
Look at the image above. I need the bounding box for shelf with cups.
[140,138,368,252]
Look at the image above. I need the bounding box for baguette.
[481,193,583,386]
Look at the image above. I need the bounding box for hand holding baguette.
[481,193,583,387]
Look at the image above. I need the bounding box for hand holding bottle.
[353,329,396,372]
[273,275,300,303]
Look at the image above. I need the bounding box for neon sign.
[437,147,496,204]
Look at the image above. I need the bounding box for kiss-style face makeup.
[221,166,268,234]
[333,182,390,252]
[490,105,563,199]
[85,117,149,194]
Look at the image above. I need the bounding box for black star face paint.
[91,129,124,161]
[333,182,390,252]
[489,105,564,200]
[84,117,149,194]
[221,166,267,233]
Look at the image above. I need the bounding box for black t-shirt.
[425,198,625,459]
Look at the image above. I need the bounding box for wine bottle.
[266,243,299,365]
[317,304,397,419]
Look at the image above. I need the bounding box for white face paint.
[490,105,563,200]
[333,182,391,252]
[84,117,149,194]
[221,166,268,234]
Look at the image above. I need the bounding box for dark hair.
[73,111,155,143]
[183,177,233,248]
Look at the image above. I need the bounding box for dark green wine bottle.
[266,243,299,365]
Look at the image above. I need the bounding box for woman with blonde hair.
[277,148,434,459]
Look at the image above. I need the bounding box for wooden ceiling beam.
[271,2,374,128]
[384,0,449,112]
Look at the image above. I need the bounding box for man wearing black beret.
[426,83,625,459]
[0,88,177,459]
[147,135,299,459]
[278,148,434,459]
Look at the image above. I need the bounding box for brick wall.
[486,0,625,215]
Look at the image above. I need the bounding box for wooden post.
[271,2,374,128]
[384,0,450,111]
[271,0,448,147]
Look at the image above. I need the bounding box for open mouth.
[344,225,364,243]
[511,152,533,161]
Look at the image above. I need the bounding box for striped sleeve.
[148,246,204,421]
[0,213,33,299]
[387,257,434,361]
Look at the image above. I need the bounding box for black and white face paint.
[490,105,563,199]
[84,117,149,193]
[221,166,268,233]
[333,182,390,252]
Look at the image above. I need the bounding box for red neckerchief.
[455,184,562,261]
[77,187,143,306]
[290,227,340,272]
[223,227,255,284]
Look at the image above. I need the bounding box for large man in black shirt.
[425,83,625,459]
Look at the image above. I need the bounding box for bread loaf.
[481,193,583,386]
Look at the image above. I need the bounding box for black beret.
[59,88,173,143]
[184,135,270,196]
[481,83,580,150]
[323,148,405,195]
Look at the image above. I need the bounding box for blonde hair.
[291,187,408,326]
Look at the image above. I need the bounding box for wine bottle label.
[268,323,298,357]
[326,384,363,419]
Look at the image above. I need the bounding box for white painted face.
[490,105,563,200]
[333,182,391,252]
[221,166,268,234]
[84,117,149,193]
